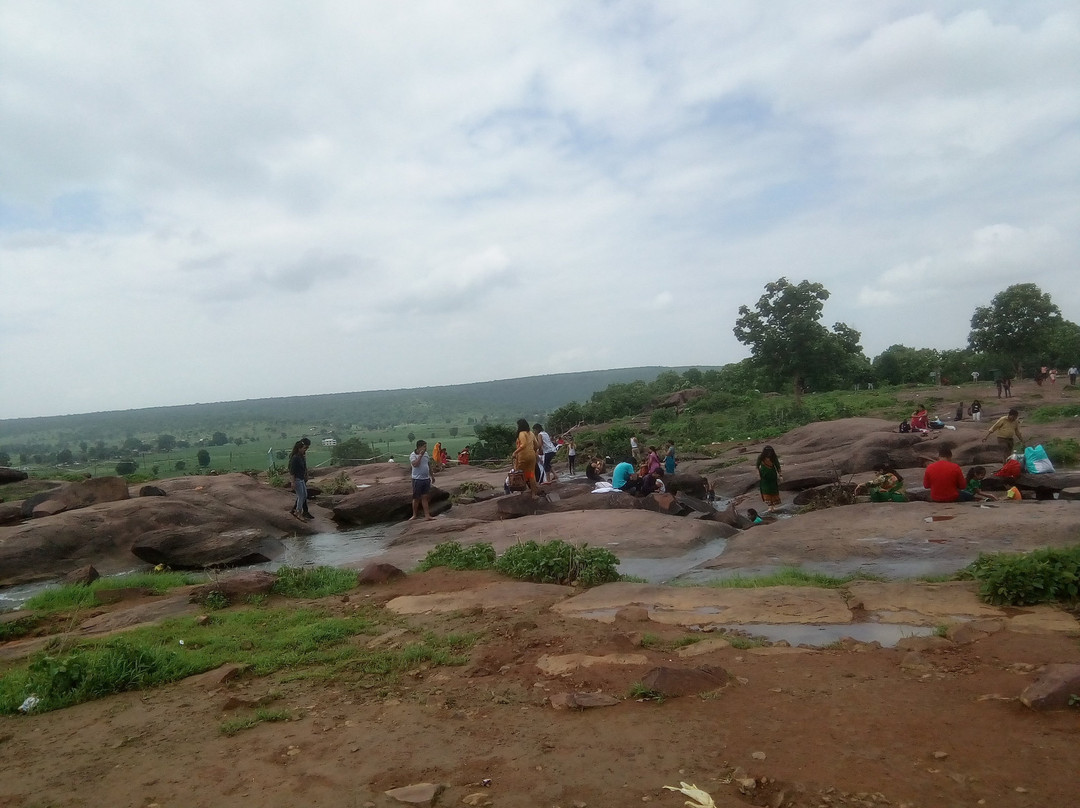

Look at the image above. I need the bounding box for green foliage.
[24,571,205,613]
[597,425,634,462]
[1027,404,1080,424]
[472,423,516,460]
[417,541,497,571]
[968,284,1065,374]
[220,708,292,736]
[331,438,379,465]
[203,591,229,611]
[628,682,664,703]
[697,567,884,589]
[320,471,356,495]
[733,278,869,395]
[0,614,38,642]
[114,460,138,476]
[196,448,211,467]
[1043,438,1080,467]
[963,546,1080,606]
[271,566,358,599]
[495,540,620,587]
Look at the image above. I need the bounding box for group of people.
[510,420,563,496]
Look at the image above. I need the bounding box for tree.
[157,434,177,452]
[211,431,229,446]
[407,431,416,443]
[734,278,867,401]
[471,423,516,460]
[872,345,941,386]
[197,449,211,467]
[0,451,11,466]
[115,460,138,475]
[331,437,378,466]
[56,448,73,464]
[449,427,459,437]
[968,284,1063,377]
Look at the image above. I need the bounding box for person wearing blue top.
[612,461,640,493]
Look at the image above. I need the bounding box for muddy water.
[719,622,936,648]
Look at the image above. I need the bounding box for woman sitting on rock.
[858,466,906,502]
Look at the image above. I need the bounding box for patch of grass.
[0,607,377,714]
[639,633,662,649]
[23,571,206,613]
[495,540,620,587]
[725,634,768,650]
[203,591,229,611]
[638,634,702,652]
[219,707,292,736]
[696,567,884,590]
[1044,437,1080,467]
[271,566,357,599]
[618,574,648,583]
[933,624,949,638]
[1027,404,1080,424]
[450,481,494,503]
[416,541,497,572]
[320,471,356,495]
[628,682,665,703]
[963,546,1080,606]
[0,615,40,642]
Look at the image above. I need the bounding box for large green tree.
[968,284,1063,376]
[733,278,867,401]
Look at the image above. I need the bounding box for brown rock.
[895,635,953,652]
[62,564,100,586]
[94,587,151,604]
[639,664,731,697]
[23,476,130,518]
[139,485,167,497]
[0,467,29,485]
[551,691,620,709]
[615,606,651,623]
[1019,663,1080,710]
[0,502,22,526]
[384,782,443,805]
[946,623,991,645]
[133,527,285,569]
[186,663,250,690]
[188,571,278,605]
[357,563,406,585]
[332,481,451,525]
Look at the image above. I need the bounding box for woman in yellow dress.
[511,418,541,496]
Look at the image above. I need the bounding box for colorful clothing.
[923,460,970,502]
[664,445,676,474]
[757,457,781,507]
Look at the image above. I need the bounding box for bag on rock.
[1023,445,1055,474]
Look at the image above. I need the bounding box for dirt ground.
[2,569,1078,808]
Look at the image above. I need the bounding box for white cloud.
[1,1,1079,416]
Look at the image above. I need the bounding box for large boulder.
[0,467,28,485]
[132,527,285,569]
[23,476,130,518]
[332,480,451,525]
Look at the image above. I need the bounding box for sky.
[1,1,1078,418]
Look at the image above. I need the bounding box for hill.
[0,367,709,446]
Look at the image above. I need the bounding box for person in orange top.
[923,446,974,502]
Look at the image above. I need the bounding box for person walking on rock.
[288,438,313,519]
[409,439,436,520]
[756,445,783,510]
[512,419,542,496]
[983,409,1024,462]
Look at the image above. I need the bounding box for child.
[746,508,765,525]
[756,445,782,510]
[969,399,982,422]
[965,466,997,502]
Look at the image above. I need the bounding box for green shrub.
[1028,404,1080,424]
[321,471,356,495]
[495,540,620,586]
[25,571,205,613]
[1043,438,1080,467]
[272,566,358,599]
[963,546,1080,606]
[417,541,496,572]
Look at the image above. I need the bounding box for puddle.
[716,622,935,648]
[616,537,729,584]
[0,525,392,612]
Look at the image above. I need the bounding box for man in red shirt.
[923,446,974,502]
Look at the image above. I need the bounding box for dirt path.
[2,570,1078,808]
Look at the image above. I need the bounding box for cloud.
[1,2,1079,417]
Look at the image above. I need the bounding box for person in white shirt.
[534,423,559,483]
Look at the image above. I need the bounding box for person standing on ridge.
[288,438,313,519]
[409,439,436,520]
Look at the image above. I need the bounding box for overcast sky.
[1,2,1078,418]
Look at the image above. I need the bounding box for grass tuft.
[271,566,358,599]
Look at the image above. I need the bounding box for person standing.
[534,423,558,483]
[1003,378,1012,398]
[995,378,1003,398]
[288,438,313,520]
[664,441,677,475]
[969,399,982,422]
[512,419,541,496]
[630,435,641,463]
[1069,365,1078,386]
[409,439,436,520]
[982,409,1024,462]
[923,445,972,502]
[756,445,783,510]
[567,438,577,476]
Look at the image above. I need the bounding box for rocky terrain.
[1,383,1078,807]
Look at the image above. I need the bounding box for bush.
[1043,438,1080,467]
[331,438,378,466]
[272,566,358,599]
[417,541,496,571]
[321,471,356,495]
[197,449,211,468]
[115,460,138,476]
[495,540,620,586]
[963,546,1080,606]
[174,460,186,471]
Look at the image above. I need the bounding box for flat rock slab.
[77,594,199,636]
[385,581,574,615]
[553,582,852,626]
[537,653,650,676]
[384,782,443,805]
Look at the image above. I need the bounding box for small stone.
[751,751,766,761]
[1015,787,1028,794]
[932,751,948,760]
[385,782,443,805]
[461,793,492,807]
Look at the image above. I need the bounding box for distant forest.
[0,367,705,448]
